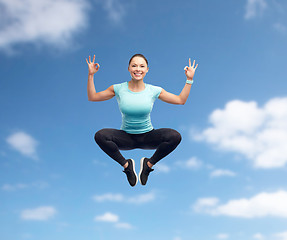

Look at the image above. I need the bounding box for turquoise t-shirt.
[113,82,162,134]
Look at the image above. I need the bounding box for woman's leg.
[137,128,181,185]
[94,128,135,167]
[95,128,139,187]
[139,128,182,165]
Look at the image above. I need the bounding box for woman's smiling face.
[128,56,149,81]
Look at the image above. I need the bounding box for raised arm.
[159,58,198,105]
[86,55,115,102]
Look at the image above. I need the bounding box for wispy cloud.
[156,163,171,173]
[94,212,132,229]
[216,233,229,239]
[193,97,287,168]
[93,193,124,202]
[94,212,118,222]
[244,0,267,19]
[2,181,49,191]
[274,231,287,240]
[2,183,28,191]
[253,233,265,239]
[93,192,155,204]
[193,190,287,218]
[193,197,219,211]
[210,169,236,178]
[101,0,126,24]
[115,222,133,229]
[128,192,155,204]
[173,237,182,240]
[6,131,39,160]
[273,22,287,34]
[176,157,203,170]
[21,206,57,221]
[0,0,88,52]
[175,158,236,178]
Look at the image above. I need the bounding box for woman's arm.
[159,58,198,105]
[86,55,115,102]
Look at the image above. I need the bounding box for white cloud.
[94,212,133,229]
[217,233,229,239]
[253,233,265,239]
[156,163,171,173]
[176,157,202,170]
[210,169,236,178]
[244,0,267,19]
[193,197,219,212]
[101,0,126,24]
[6,131,38,159]
[21,206,56,220]
[2,181,49,191]
[93,192,155,204]
[94,212,119,222]
[192,190,287,218]
[173,237,182,240]
[193,97,287,168]
[128,192,155,204]
[0,0,88,51]
[274,231,287,240]
[115,222,133,229]
[274,23,287,34]
[93,159,108,166]
[2,183,28,191]
[93,193,124,202]
[185,157,202,169]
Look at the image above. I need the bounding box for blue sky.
[1,0,287,239]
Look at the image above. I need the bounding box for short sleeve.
[152,85,162,99]
[113,83,121,97]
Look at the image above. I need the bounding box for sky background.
[1,0,287,240]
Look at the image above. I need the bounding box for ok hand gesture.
[86,55,100,75]
[184,58,198,80]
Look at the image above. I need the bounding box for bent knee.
[164,129,181,145]
[94,129,108,144]
[171,130,182,145]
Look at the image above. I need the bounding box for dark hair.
[129,54,148,66]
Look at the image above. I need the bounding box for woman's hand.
[184,58,198,80]
[86,55,100,75]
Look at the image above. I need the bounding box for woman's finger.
[189,58,191,67]
[86,58,89,65]
[93,55,95,63]
[195,63,198,70]
[192,60,195,68]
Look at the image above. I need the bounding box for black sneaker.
[139,157,154,185]
[123,159,138,187]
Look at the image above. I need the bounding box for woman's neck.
[128,79,145,92]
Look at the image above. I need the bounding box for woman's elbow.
[88,96,97,101]
[178,97,186,105]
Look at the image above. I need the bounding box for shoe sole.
[130,159,138,186]
[139,157,145,185]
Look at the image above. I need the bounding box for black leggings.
[94,128,182,166]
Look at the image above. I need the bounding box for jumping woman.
[86,54,198,187]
